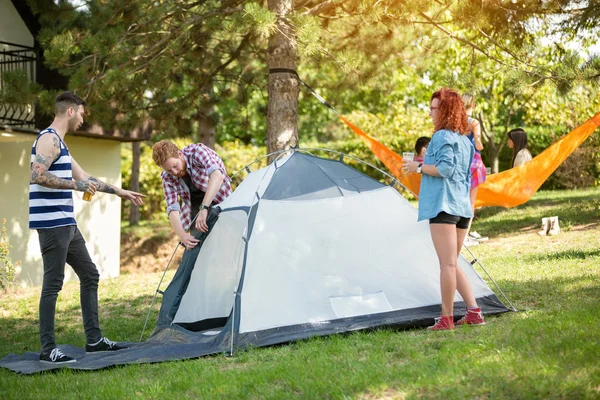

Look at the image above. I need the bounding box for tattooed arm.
[71,157,116,194]
[30,133,95,193]
[71,156,146,205]
[89,176,116,194]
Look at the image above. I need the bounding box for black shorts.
[429,211,471,229]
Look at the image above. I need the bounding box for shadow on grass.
[0,292,157,358]
[490,273,599,313]
[473,191,600,238]
[524,248,600,262]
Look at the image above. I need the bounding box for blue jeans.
[37,225,102,351]
[155,207,221,330]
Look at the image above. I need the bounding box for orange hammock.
[340,112,600,208]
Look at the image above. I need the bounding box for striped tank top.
[29,128,76,229]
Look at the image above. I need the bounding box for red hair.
[431,88,469,135]
[152,140,180,166]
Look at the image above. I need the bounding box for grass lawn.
[1,187,599,399]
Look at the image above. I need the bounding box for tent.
[0,149,510,374]
[151,149,509,349]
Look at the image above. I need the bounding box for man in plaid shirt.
[152,140,232,250]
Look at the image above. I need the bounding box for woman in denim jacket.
[403,88,486,330]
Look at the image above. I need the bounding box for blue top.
[417,129,474,221]
[467,117,481,154]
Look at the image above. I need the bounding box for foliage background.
[5,0,600,220]
[120,93,600,221]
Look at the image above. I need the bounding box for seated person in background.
[508,128,533,167]
[414,136,431,163]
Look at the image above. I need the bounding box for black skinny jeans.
[37,225,102,351]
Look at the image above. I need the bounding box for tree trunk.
[479,110,509,174]
[266,0,299,163]
[128,141,141,226]
[197,85,216,149]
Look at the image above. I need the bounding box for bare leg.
[430,224,459,317]
[456,226,478,308]
[469,186,479,211]
[456,226,469,252]
[456,268,478,308]
[466,186,479,236]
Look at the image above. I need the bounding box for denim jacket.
[417,129,474,221]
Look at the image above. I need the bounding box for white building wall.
[0,0,34,47]
[0,132,122,287]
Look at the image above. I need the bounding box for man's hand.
[180,233,200,250]
[117,189,146,206]
[75,180,98,194]
[195,208,209,233]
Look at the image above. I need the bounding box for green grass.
[2,187,600,399]
[120,219,172,241]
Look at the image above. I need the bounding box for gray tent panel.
[262,153,384,201]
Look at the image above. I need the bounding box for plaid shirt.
[161,143,232,231]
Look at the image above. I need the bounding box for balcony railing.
[0,41,37,128]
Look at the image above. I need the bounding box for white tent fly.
[152,149,510,352]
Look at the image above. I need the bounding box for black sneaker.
[40,348,76,364]
[85,337,128,353]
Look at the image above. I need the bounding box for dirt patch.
[357,388,407,400]
[120,231,183,274]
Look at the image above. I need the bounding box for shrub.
[543,141,600,190]
[0,218,20,291]
[121,143,166,222]
[528,126,600,190]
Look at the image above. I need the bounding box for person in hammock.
[414,136,431,163]
[507,128,533,167]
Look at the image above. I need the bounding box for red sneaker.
[427,315,455,331]
[456,308,486,326]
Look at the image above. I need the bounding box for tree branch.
[300,0,338,16]
[85,7,243,87]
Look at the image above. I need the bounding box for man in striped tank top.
[29,92,145,364]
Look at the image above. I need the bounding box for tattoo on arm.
[89,176,116,194]
[75,181,88,191]
[30,139,76,190]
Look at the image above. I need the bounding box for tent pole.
[139,241,182,342]
[229,147,414,196]
[230,289,237,356]
[139,214,199,342]
[462,246,519,312]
